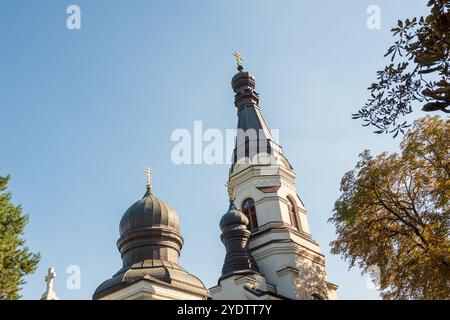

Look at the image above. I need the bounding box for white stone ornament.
[252,274,267,292]
[41,267,59,300]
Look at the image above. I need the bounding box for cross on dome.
[143,166,155,192]
[233,51,244,71]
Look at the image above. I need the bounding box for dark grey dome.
[117,188,184,268]
[231,71,256,93]
[119,189,180,235]
[220,201,249,231]
[219,200,260,281]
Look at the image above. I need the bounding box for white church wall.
[97,280,208,300]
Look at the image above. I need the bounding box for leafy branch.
[353,0,450,137]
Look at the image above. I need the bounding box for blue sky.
[0,1,430,299]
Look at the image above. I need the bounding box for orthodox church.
[81,54,337,300]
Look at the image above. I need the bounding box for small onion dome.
[231,70,259,109]
[220,201,249,232]
[219,200,260,280]
[231,71,256,93]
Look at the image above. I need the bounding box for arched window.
[242,198,258,232]
[287,197,299,230]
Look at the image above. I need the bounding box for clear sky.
[0,1,430,300]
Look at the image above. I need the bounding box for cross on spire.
[143,166,155,192]
[233,51,244,71]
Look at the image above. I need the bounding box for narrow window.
[287,197,299,230]
[242,198,258,232]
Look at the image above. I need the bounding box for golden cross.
[233,51,244,69]
[143,166,155,191]
[225,181,236,202]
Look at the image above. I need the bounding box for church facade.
[91,56,337,300]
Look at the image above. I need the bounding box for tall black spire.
[230,56,290,169]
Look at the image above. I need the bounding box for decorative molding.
[250,240,326,264]
[234,178,281,193]
[256,186,281,193]
[101,280,207,300]
[280,179,297,192]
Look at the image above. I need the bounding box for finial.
[40,267,59,300]
[143,166,155,192]
[225,181,236,202]
[233,51,244,71]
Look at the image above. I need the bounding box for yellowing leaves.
[329,116,450,300]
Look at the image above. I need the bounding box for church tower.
[211,54,337,300]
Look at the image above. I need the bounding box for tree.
[353,0,450,137]
[329,116,449,299]
[0,172,40,299]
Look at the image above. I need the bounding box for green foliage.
[353,0,450,137]
[329,116,450,299]
[0,173,40,300]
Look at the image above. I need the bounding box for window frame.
[287,196,300,231]
[241,198,258,232]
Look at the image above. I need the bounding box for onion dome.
[232,71,256,94]
[220,201,249,231]
[219,183,260,281]
[118,187,182,267]
[93,169,210,300]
